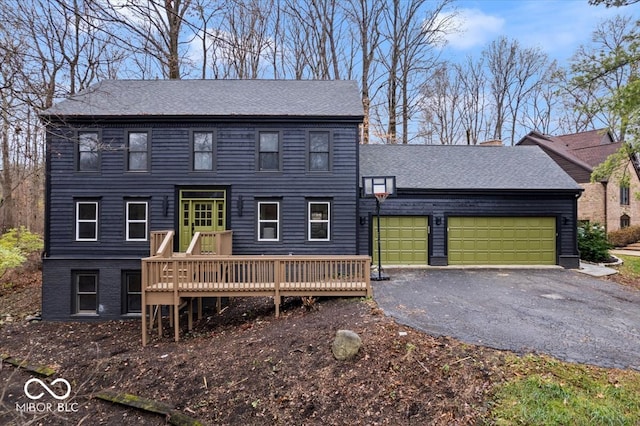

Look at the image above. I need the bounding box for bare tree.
[482,36,550,145]
[1,89,16,231]
[520,61,563,135]
[190,0,225,79]
[0,0,126,231]
[420,63,463,144]
[218,0,275,79]
[505,45,549,144]
[283,0,346,80]
[92,0,194,79]
[379,0,454,144]
[483,37,518,143]
[456,56,489,145]
[345,0,384,144]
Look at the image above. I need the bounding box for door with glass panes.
[179,190,226,251]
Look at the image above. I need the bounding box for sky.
[440,0,640,66]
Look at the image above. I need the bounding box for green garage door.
[373,216,428,266]
[448,217,556,265]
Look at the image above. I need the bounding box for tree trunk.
[1,105,14,231]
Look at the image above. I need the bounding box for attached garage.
[447,217,556,265]
[359,144,583,269]
[373,216,428,266]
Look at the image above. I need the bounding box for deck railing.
[150,230,233,258]
[150,230,173,257]
[185,231,233,256]
[141,253,371,345]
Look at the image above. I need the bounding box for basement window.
[73,271,98,314]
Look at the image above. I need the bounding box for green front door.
[448,217,556,265]
[179,190,226,251]
[373,216,429,266]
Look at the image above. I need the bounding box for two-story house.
[41,79,584,322]
[40,79,364,320]
[517,129,640,232]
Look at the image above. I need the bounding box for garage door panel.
[374,216,428,266]
[448,217,556,265]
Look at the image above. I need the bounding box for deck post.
[141,261,148,346]
[173,258,180,342]
[158,306,163,337]
[365,258,372,297]
[274,259,281,317]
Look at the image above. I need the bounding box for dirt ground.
[2,261,633,425]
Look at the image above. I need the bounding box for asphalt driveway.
[372,268,640,370]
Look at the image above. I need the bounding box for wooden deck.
[142,231,371,345]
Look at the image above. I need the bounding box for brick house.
[517,129,640,232]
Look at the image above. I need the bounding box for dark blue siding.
[44,120,360,319]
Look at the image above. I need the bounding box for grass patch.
[489,355,640,425]
[614,254,640,279]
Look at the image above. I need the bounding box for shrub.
[0,246,25,278]
[578,222,612,263]
[608,225,640,248]
[0,226,43,254]
[0,227,43,278]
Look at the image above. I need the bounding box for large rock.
[332,329,362,360]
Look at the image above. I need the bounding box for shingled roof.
[516,129,624,183]
[41,79,364,119]
[359,144,582,191]
[554,129,621,167]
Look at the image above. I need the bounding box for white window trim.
[126,201,148,241]
[258,201,280,241]
[76,201,98,241]
[75,272,98,314]
[308,201,330,241]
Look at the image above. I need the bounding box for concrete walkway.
[611,249,640,257]
[372,268,640,370]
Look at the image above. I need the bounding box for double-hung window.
[127,131,149,171]
[76,201,98,241]
[258,201,279,241]
[78,131,100,172]
[193,131,214,171]
[126,201,148,241]
[620,185,630,206]
[308,201,330,241]
[123,271,142,314]
[308,131,330,172]
[258,131,280,171]
[74,271,98,314]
